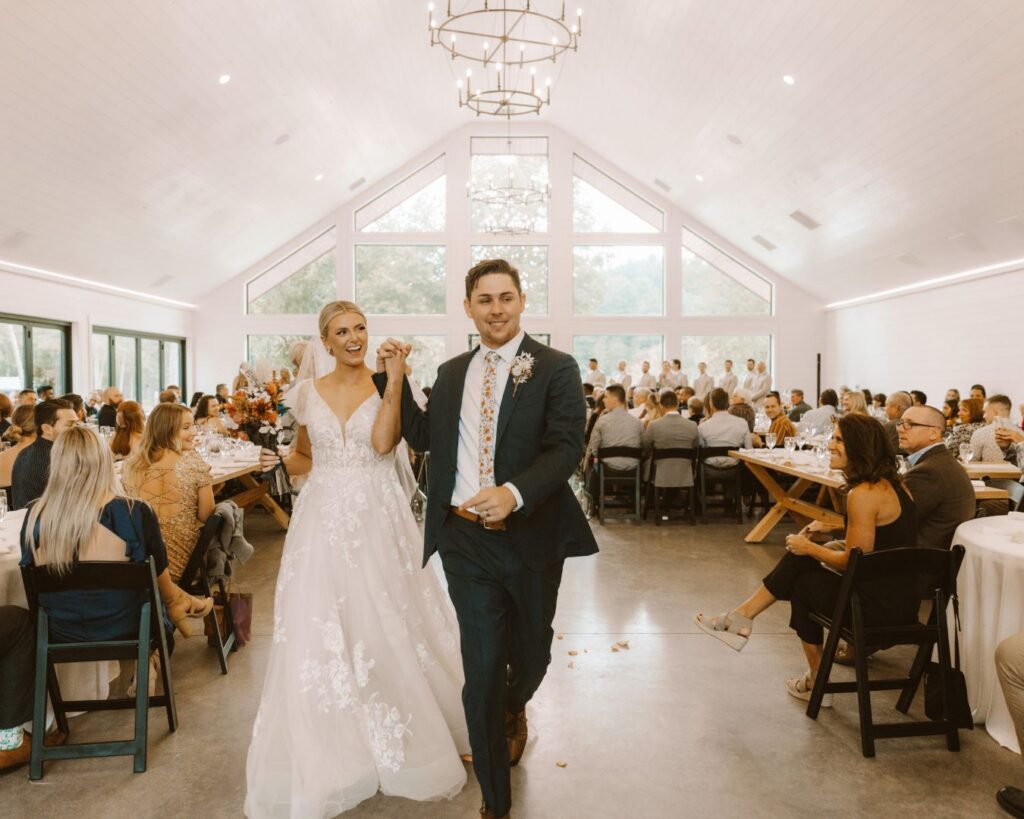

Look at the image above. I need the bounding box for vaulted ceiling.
[2,0,1022,305]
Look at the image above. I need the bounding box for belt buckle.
[481,517,498,530]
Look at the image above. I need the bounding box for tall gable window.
[682,228,772,316]
[356,156,446,233]
[246,227,337,315]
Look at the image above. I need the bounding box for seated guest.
[945,388,961,404]
[584,396,605,447]
[110,400,145,460]
[695,414,917,704]
[585,384,643,499]
[752,392,796,447]
[194,395,228,435]
[970,394,1017,463]
[642,390,670,430]
[85,391,101,418]
[0,394,11,439]
[643,390,698,488]
[687,397,704,424]
[995,424,1024,466]
[583,382,596,410]
[19,426,213,645]
[59,393,86,422]
[215,383,230,405]
[11,399,77,510]
[995,632,1024,817]
[842,390,870,416]
[96,387,123,428]
[899,405,975,550]
[122,404,215,581]
[165,385,183,404]
[882,391,912,452]
[942,398,960,430]
[17,389,36,407]
[798,389,839,431]
[158,388,178,404]
[188,391,204,409]
[788,389,812,422]
[945,398,985,455]
[728,388,756,432]
[971,384,987,401]
[677,385,696,411]
[698,388,752,477]
[872,392,887,413]
[861,388,873,407]
[0,605,67,772]
[0,406,36,493]
[36,386,54,402]
[911,390,927,406]
[629,387,651,419]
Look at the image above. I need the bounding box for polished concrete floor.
[2,507,1021,818]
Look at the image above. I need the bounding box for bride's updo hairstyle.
[318,301,366,339]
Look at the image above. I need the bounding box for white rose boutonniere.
[510,352,535,397]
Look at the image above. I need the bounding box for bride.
[244,301,469,818]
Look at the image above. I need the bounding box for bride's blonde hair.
[318,301,366,339]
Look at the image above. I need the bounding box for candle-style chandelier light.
[427,1,582,118]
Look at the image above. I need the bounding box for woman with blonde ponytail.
[122,403,215,582]
[19,425,213,641]
[0,405,36,490]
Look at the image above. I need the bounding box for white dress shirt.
[718,372,738,396]
[584,369,607,388]
[452,330,526,511]
[610,370,632,391]
[750,371,773,408]
[693,373,714,400]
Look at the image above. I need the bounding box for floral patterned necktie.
[478,351,500,488]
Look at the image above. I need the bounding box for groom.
[375,258,597,819]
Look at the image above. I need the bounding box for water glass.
[784,436,797,455]
[764,432,777,451]
[958,443,973,464]
[815,444,830,470]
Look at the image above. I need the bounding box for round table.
[1,509,118,705]
[954,513,1024,753]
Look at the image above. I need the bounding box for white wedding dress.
[245,379,469,818]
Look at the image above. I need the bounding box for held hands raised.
[375,338,412,379]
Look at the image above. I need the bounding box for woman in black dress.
[695,413,918,705]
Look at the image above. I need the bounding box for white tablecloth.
[954,512,1024,754]
[1,508,118,704]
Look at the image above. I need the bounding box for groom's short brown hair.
[465,258,522,299]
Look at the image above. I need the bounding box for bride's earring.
[325,346,333,356]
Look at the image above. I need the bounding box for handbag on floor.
[204,588,255,648]
[923,593,973,729]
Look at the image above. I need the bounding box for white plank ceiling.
[1,0,1023,304]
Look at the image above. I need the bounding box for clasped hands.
[376,338,412,380]
[786,520,838,555]
[995,425,1024,450]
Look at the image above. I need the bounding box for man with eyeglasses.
[898,405,976,551]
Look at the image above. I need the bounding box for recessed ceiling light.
[694,174,704,182]
[219,74,231,84]
[314,174,324,182]
[726,134,743,146]
[783,74,795,85]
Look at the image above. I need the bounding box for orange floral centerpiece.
[227,370,285,478]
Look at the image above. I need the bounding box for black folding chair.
[20,557,177,779]
[596,447,643,525]
[645,447,697,526]
[177,515,234,674]
[806,546,966,757]
[982,477,1024,512]
[697,446,744,524]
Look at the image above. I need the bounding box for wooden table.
[964,462,1022,481]
[731,449,1011,544]
[730,449,846,543]
[209,459,291,530]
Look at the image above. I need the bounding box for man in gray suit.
[899,404,976,550]
[586,383,643,503]
[717,359,738,397]
[643,390,699,488]
[692,362,714,403]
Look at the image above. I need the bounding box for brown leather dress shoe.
[506,709,528,767]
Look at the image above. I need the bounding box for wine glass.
[0,494,6,526]
[958,443,973,465]
[764,432,777,452]
[814,444,830,471]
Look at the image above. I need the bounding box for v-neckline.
[311,380,376,438]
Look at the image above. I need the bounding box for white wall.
[825,266,1024,416]
[194,122,826,396]
[0,265,194,396]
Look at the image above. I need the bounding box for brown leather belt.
[450,505,507,531]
